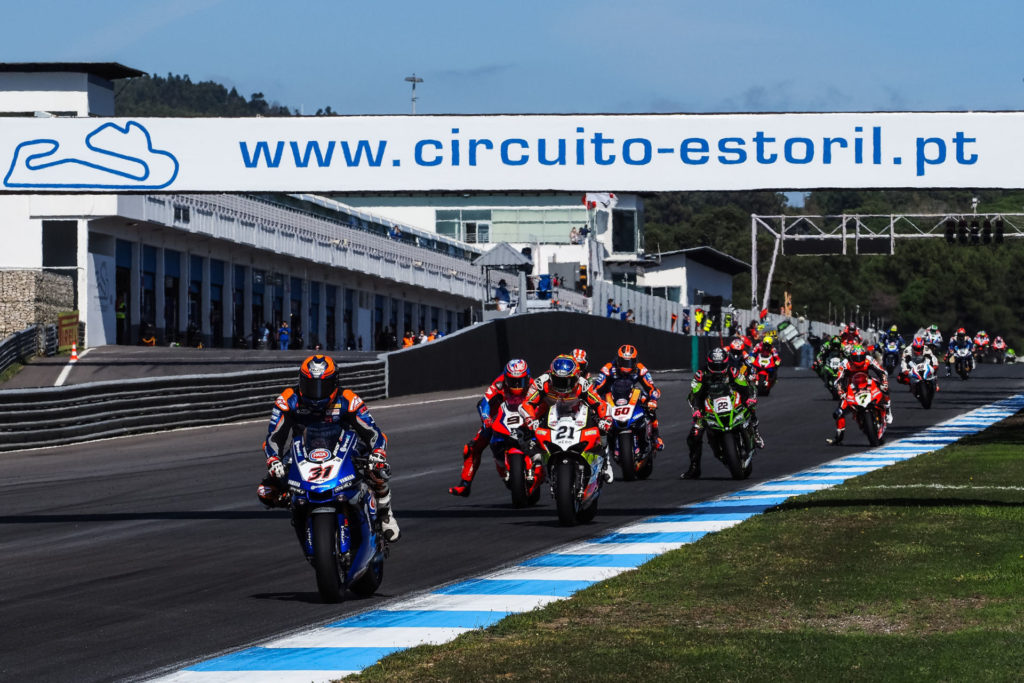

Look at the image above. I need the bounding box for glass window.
[612,209,637,253]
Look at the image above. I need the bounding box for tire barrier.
[0,325,40,377]
[0,360,385,452]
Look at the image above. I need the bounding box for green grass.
[349,413,1024,682]
[0,361,23,384]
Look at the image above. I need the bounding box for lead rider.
[257,354,400,542]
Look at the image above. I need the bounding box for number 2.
[555,425,575,440]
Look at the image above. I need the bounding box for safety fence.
[0,360,385,452]
[0,326,40,378]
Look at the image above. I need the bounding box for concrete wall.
[386,311,704,396]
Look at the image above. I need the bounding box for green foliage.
[644,190,1024,346]
[112,73,332,117]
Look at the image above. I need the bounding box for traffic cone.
[70,342,78,362]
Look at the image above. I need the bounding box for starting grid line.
[152,393,1024,682]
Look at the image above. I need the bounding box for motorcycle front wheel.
[507,450,529,508]
[617,431,637,482]
[721,431,745,480]
[349,550,385,597]
[312,513,343,603]
[917,381,934,409]
[554,457,579,526]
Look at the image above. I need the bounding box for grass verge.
[0,361,23,384]
[349,412,1024,682]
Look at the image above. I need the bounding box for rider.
[898,336,939,385]
[812,334,844,373]
[945,327,975,376]
[880,324,905,351]
[257,354,400,542]
[923,324,944,352]
[829,343,891,444]
[448,359,532,497]
[682,346,763,480]
[520,354,612,479]
[571,348,591,381]
[592,344,664,451]
[839,322,863,347]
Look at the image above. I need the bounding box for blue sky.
[3,0,1023,115]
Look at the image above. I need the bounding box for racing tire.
[618,431,637,482]
[918,381,934,409]
[349,551,385,597]
[554,457,579,526]
[721,431,745,480]
[507,450,529,508]
[636,455,654,480]
[577,494,599,523]
[758,378,771,396]
[864,410,880,447]
[312,513,343,603]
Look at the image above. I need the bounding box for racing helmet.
[977,330,988,339]
[890,324,898,334]
[503,358,530,396]
[616,344,638,374]
[706,346,730,378]
[847,344,869,371]
[761,334,774,351]
[956,327,967,341]
[911,337,925,357]
[549,354,580,397]
[297,355,338,410]
[570,348,589,375]
[928,324,939,332]
[729,337,745,354]
[848,322,858,334]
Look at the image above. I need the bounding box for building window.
[435,209,492,243]
[173,205,191,223]
[612,209,637,253]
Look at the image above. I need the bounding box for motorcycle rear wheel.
[312,513,343,603]
[507,450,529,508]
[554,457,579,526]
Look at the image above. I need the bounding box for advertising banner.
[57,311,79,352]
[0,113,1018,193]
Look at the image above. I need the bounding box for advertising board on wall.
[0,112,1016,193]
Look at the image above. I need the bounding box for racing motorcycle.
[818,350,845,400]
[285,422,386,603]
[535,400,607,526]
[701,380,756,480]
[991,337,1007,364]
[953,346,974,380]
[881,339,901,376]
[603,378,654,481]
[840,371,888,446]
[490,401,543,508]
[750,351,780,396]
[906,358,937,409]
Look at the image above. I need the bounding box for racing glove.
[691,410,703,421]
[646,399,658,411]
[482,416,493,428]
[266,455,286,479]
[526,418,540,431]
[745,398,758,409]
[598,417,612,433]
[368,448,391,482]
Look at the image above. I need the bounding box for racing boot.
[448,480,472,497]
[495,459,511,489]
[602,456,614,484]
[885,402,893,424]
[827,427,845,446]
[376,492,401,543]
[680,452,702,479]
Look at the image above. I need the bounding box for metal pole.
[750,215,758,313]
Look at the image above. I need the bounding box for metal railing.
[0,325,39,377]
[0,360,385,452]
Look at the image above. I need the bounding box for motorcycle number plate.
[612,405,632,419]
[855,392,871,406]
[504,413,522,428]
[713,397,732,413]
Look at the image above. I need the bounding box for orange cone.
[70,342,78,362]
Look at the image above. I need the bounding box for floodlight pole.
[404,73,423,114]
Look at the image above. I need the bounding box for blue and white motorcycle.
[286,422,387,603]
[602,378,655,481]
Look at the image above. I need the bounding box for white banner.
[0,113,1019,192]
